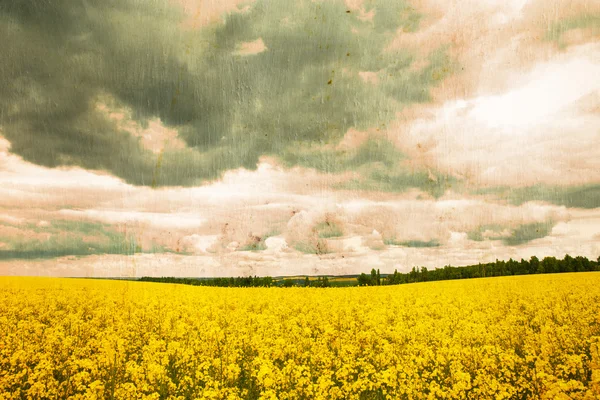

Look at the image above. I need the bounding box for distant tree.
[357,273,370,286]
[507,258,518,275]
[542,256,558,274]
[573,256,585,272]
[563,254,574,273]
[141,254,597,289]
[408,267,418,283]
[282,279,295,288]
[517,258,529,275]
[529,256,540,274]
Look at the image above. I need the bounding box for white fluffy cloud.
[392,43,600,186]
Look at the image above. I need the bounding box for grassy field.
[1,273,599,399]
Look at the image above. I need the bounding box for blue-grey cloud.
[478,185,600,209]
[0,220,167,260]
[468,220,556,246]
[0,0,451,187]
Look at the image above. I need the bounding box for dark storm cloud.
[0,0,450,187]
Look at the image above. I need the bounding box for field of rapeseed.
[1,273,599,399]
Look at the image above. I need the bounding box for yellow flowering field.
[1,273,599,399]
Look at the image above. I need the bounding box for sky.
[0,0,599,277]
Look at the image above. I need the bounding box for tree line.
[139,275,275,287]
[358,254,600,286]
[138,275,333,288]
[139,254,599,288]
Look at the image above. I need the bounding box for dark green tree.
[371,269,378,285]
[282,279,295,287]
[357,273,371,286]
[529,256,540,274]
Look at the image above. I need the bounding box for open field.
[1,273,599,399]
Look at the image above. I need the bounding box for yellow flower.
[0,274,599,399]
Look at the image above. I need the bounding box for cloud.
[467,220,556,246]
[378,0,600,194]
[180,234,220,254]
[264,236,288,252]
[234,38,267,56]
[480,184,600,209]
[0,214,24,226]
[386,239,441,248]
[1,0,599,275]
[0,161,596,271]
[468,58,599,129]
[390,43,600,187]
[0,0,450,187]
[2,215,598,277]
[546,12,600,47]
[58,209,206,230]
[0,220,166,260]
[0,126,581,263]
[503,221,555,246]
[280,135,456,197]
[175,0,249,28]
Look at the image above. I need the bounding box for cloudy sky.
[0,0,598,277]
